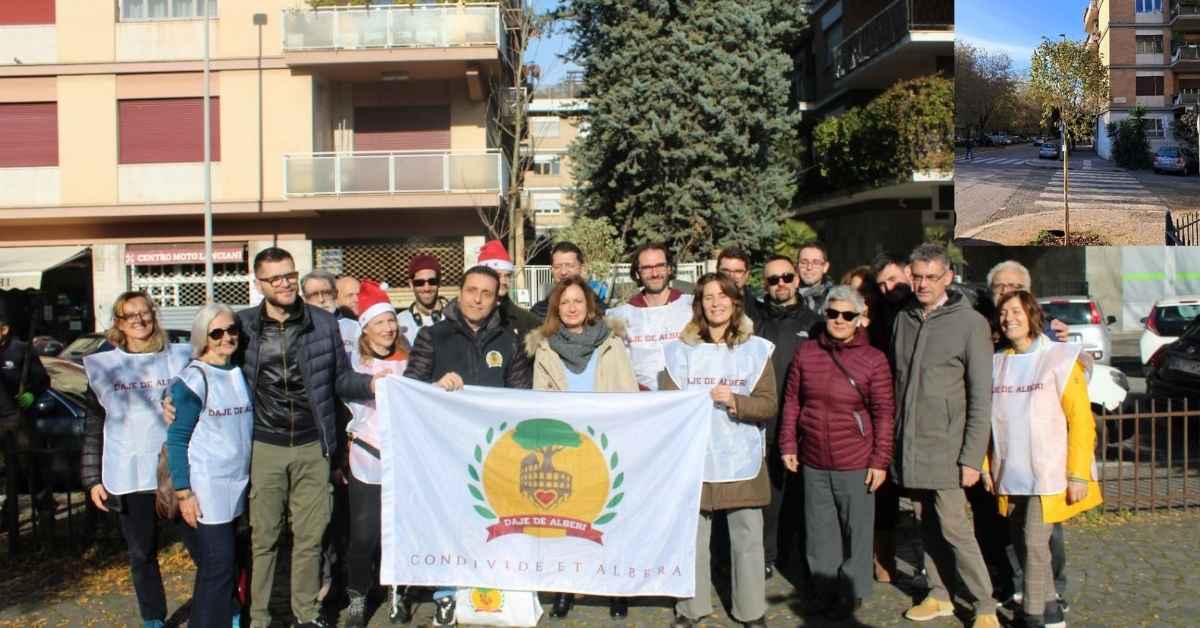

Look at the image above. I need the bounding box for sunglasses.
[208,326,240,341]
[766,273,796,286]
[412,277,440,288]
[825,309,860,322]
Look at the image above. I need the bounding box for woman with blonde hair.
[524,275,637,619]
[989,290,1103,628]
[81,291,197,628]
[164,303,253,628]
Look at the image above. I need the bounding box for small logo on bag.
[470,588,504,613]
[485,350,504,368]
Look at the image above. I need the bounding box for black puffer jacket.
[236,302,372,456]
[404,301,532,389]
[753,298,822,444]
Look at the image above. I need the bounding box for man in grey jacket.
[892,244,998,628]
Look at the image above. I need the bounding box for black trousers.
[117,491,200,621]
[192,520,239,628]
[346,474,382,594]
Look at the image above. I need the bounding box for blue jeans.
[192,520,239,628]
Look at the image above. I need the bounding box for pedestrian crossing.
[1033,169,1166,212]
[955,156,1030,166]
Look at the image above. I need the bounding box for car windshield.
[1040,301,1095,325]
[1158,148,1180,157]
[60,335,105,357]
[1156,304,1200,336]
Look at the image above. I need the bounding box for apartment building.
[525,95,584,239]
[0,0,511,337]
[1085,0,1200,159]
[790,0,954,267]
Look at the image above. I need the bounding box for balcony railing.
[1172,45,1200,64]
[1176,91,1200,105]
[283,150,503,197]
[833,0,953,80]
[282,4,500,52]
[1171,1,1200,19]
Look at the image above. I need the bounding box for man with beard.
[871,253,914,358]
[532,241,600,319]
[475,240,540,341]
[398,254,448,346]
[607,243,694,391]
[303,269,361,359]
[717,247,761,323]
[797,243,834,316]
[752,254,821,578]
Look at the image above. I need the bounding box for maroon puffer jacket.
[779,328,895,471]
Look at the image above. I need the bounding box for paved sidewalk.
[2,510,1198,627]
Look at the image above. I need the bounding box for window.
[530,154,561,176]
[824,22,843,68]
[119,98,220,164]
[120,0,217,21]
[1142,118,1165,139]
[0,0,55,25]
[1136,0,1162,12]
[0,103,58,167]
[1136,75,1165,96]
[532,192,562,214]
[529,116,560,139]
[1136,36,1164,54]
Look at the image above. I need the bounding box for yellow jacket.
[994,358,1103,523]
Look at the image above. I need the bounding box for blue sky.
[529,0,580,86]
[956,0,1092,75]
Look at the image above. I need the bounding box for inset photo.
[955,0,1200,246]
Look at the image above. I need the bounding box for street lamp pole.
[202,0,214,303]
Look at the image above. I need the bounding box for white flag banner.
[377,376,713,597]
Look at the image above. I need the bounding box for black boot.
[389,586,416,624]
[671,614,696,627]
[344,590,367,628]
[432,593,456,626]
[741,617,766,627]
[609,596,628,618]
[551,592,574,618]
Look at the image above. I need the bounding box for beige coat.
[657,316,777,512]
[524,318,639,393]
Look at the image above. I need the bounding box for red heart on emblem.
[535,490,557,506]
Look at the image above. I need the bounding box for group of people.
[64,234,1102,628]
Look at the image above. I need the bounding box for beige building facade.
[0,0,510,334]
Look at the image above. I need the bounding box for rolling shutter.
[0,103,58,167]
[353,106,450,151]
[119,97,221,164]
[0,0,54,25]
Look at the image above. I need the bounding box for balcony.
[833,0,954,87]
[1171,45,1200,67]
[1171,1,1200,21]
[283,150,504,210]
[1175,92,1200,107]
[281,4,503,74]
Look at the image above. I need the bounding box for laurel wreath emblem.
[467,421,624,526]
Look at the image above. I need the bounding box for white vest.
[398,307,441,346]
[609,295,694,390]
[339,318,362,361]
[991,340,1082,496]
[178,362,254,524]
[664,335,774,483]
[347,356,406,484]
[84,344,192,495]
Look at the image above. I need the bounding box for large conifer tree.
[562,0,805,260]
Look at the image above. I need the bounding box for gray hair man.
[892,243,998,628]
[987,260,1068,341]
[303,269,360,358]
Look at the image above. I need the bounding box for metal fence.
[520,262,710,305]
[1095,399,1200,512]
[833,0,953,80]
[1166,211,1200,245]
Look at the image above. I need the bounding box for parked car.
[976,135,995,147]
[1152,146,1199,175]
[13,357,102,492]
[57,329,190,364]
[1139,296,1200,365]
[1038,296,1116,365]
[1038,142,1061,159]
[1031,136,1044,145]
[1146,317,1200,400]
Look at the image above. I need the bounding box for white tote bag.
[454,588,544,627]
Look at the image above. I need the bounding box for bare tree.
[955,43,1017,139]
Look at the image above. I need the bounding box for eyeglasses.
[719,267,748,276]
[911,271,947,285]
[117,310,154,322]
[304,289,335,300]
[766,273,796,286]
[412,277,440,288]
[638,262,669,274]
[257,271,299,287]
[990,282,1025,294]
[797,259,826,268]
[208,326,240,341]
[825,309,861,322]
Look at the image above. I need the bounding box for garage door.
[353,106,450,152]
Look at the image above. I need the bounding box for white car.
[1139,296,1200,364]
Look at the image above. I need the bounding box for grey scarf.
[548,320,610,374]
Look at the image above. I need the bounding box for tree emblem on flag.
[468,419,624,544]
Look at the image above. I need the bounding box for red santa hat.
[357,279,395,327]
[476,239,514,273]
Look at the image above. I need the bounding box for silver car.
[1038,142,1061,159]
[1038,296,1115,365]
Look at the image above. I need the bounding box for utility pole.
[1062,118,1070,242]
[202,0,214,303]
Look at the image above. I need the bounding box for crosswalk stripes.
[1033,169,1166,211]
[954,156,1029,165]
